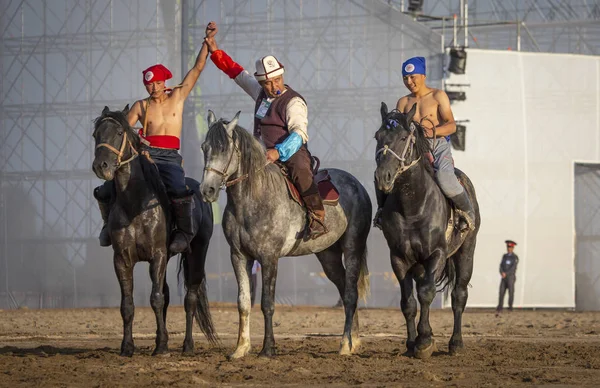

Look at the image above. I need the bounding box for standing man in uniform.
[203,22,327,240]
[496,240,519,315]
[94,29,214,253]
[373,56,476,232]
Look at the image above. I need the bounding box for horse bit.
[375,118,422,178]
[95,117,139,168]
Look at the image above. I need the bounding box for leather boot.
[373,186,387,230]
[450,191,476,232]
[94,187,112,247]
[170,194,195,253]
[302,193,328,240]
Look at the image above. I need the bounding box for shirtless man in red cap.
[94,29,214,253]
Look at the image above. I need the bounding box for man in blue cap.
[373,56,476,232]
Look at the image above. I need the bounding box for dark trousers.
[250,273,257,308]
[284,146,319,197]
[147,147,187,198]
[497,276,516,310]
[95,147,187,201]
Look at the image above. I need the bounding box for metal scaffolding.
[0,0,179,309]
[2,0,598,309]
[392,0,600,54]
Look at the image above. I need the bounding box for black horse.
[374,102,480,359]
[91,106,218,356]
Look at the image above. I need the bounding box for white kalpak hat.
[254,55,285,81]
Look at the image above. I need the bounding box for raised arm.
[204,22,262,100]
[176,41,210,100]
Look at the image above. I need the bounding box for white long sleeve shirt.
[233,70,309,143]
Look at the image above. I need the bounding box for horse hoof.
[182,342,194,356]
[120,343,134,357]
[228,347,250,360]
[414,339,437,359]
[449,343,464,356]
[120,349,134,357]
[258,348,276,358]
[152,347,170,357]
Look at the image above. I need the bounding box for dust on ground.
[1,304,599,387]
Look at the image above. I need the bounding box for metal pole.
[464,1,469,47]
[517,21,521,51]
[453,14,458,48]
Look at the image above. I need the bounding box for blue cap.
[402,57,426,77]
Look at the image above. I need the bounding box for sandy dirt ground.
[1,304,599,387]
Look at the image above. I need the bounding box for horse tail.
[436,256,456,293]
[357,246,371,302]
[178,254,220,346]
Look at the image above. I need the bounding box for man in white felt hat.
[203,22,327,240]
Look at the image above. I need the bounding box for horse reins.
[95,117,139,168]
[376,118,421,178]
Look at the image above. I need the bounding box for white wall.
[448,49,600,308]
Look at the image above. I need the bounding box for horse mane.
[206,119,276,199]
[379,109,434,176]
[94,109,171,214]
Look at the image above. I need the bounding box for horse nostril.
[385,171,392,183]
[101,161,109,170]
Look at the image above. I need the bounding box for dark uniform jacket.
[499,253,519,278]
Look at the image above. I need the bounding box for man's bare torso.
[397,88,443,138]
[128,91,185,138]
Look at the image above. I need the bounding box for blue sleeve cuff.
[274,132,303,162]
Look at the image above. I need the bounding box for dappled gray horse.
[374,102,480,359]
[92,106,218,357]
[200,111,371,358]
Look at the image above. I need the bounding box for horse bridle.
[95,117,139,168]
[203,134,242,189]
[376,118,422,180]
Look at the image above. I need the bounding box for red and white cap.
[142,64,172,85]
[254,55,284,81]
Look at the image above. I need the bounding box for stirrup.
[305,215,328,241]
[373,208,383,230]
[455,210,475,232]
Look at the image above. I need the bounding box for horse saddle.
[277,157,340,207]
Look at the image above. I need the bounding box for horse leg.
[259,259,278,357]
[229,251,253,360]
[163,278,170,326]
[391,255,417,355]
[316,244,356,355]
[449,241,475,355]
[414,251,444,359]
[149,253,169,355]
[114,257,135,357]
[400,275,417,355]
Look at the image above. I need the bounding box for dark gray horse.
[374,102,480,359]
[200,111,371,358]
[91,106,218,356]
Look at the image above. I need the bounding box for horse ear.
[102,106,110,115]
[406,103,417,124]
[380,102,388,123]
[122,104,130,115]
[226,111,241,135]
[207,110,216,127]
